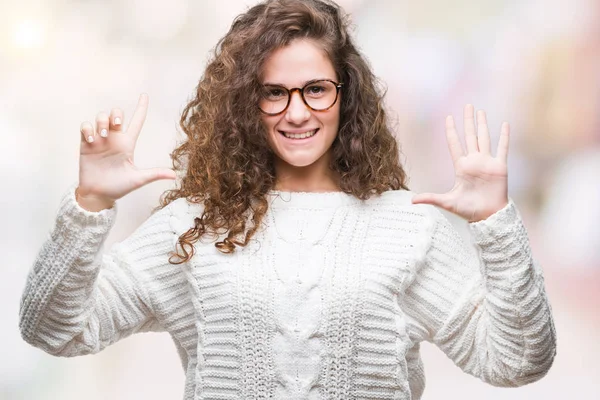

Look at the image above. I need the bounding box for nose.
[285,90,310,124]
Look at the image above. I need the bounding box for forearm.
[455,200,556,385]
[19,187,157,356]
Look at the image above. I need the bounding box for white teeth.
[281,129,317,139]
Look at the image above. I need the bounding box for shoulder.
[360,190,447,289]
[156,197,205,236]
[115,198,204,254]
[361,189,443,240]
[369,189,415,206]
[363,189,448,257]
[365,189,442,222]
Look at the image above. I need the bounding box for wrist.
[468,199,509,223]
[75,187,115,212]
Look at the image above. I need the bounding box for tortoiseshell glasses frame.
[258,79,344,116]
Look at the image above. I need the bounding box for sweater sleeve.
[19,186,177,357]
[401,199,557,387]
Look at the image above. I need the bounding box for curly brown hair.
[159,0,410,263]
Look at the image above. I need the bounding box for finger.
[463,104,479,153]
[411,192,453,210]
[476,109,491,155]
[96,112,110,139]
[496,122,510,162]
[126,93,149,140]
[136,167,177,188]
[445,116,464,164]
[109,108,124,132]
[80,121,95,144]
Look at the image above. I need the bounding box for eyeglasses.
[258,79,343,116]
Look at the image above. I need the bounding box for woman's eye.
[306,85,325,95]
[263,87,286,99]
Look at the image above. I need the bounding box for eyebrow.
[262,78,334,87]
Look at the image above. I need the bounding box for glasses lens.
[258,80,339,114]
[259,85,289,115]
[303,80,338,111]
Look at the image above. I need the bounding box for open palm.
[412,104,509,222]
[77,94,175,210]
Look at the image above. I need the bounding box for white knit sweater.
[20,187,556,400]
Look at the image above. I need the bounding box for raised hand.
[76,93,176,212]
[411,104,510,222]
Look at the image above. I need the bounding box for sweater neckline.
[266,190,362,209]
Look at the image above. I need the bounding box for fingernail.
[100,129,108,137]
[87,135,94,143]
[114,117,121,125]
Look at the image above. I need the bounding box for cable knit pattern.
[20,187,556,400]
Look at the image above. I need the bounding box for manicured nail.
[114,117,121,125]
[100,129,108,137]
[87,135,94,143]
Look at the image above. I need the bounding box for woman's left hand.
[411,104,510,222]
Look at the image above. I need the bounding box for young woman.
[19,0,556,399]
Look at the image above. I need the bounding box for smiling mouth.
[278,128,319,140]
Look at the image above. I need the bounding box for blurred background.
[1,0,599,398]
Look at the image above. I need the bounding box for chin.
[278,153,325,168]
[277,154,323,168]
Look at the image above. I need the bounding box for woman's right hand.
[77,93,176,212]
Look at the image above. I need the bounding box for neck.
[273,152,341,192]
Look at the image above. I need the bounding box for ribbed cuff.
[468,198,518,239]
[467,198,531,277]
[64,183,117,224]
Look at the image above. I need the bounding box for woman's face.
[260,39,341,172]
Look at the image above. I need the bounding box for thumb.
[137,168,177,187]
[411,192,450,209]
